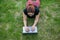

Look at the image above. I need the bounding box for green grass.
[0,0,60,40]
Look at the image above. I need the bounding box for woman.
[23,0,40,32]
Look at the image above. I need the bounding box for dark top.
[23,7,39,18]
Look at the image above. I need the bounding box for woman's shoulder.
[23,8,27,15]
[23,8,27,13]
[35,7,39,12]
[23,8,27,12]
[35,7,39,14]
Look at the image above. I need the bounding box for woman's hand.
[25,27,29,32]
[31,25,35,31]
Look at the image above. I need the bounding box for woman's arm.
[23,13,27,27]
[32,13,40,27]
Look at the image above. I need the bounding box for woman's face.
[28,12,34,16]
[27,4,35,16]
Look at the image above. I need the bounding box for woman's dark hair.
[27,4,35,13]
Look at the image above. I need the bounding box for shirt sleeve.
[35,8,40,15]
[23,8,27,15]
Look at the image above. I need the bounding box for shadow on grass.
[27,18,35,26]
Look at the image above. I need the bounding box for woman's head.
[27,4,35,13]
[27,4,35,16]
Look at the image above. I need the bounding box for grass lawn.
[0,0,60,40]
